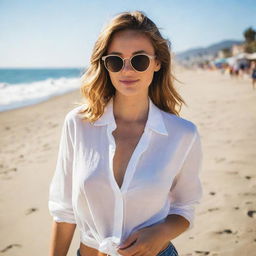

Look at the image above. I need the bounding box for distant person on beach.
[233,63,239,78]
[48,10,203,256]
[251,61,256,90]
[228,65,233,77]
[239,63,245,79]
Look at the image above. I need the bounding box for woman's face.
[106,29,161,98]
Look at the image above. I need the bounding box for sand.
[0,69,255,256]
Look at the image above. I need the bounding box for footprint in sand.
[247,210,256,218]
[0,244,22,252]
[234,206,240,210]
[245,176,252,180]
[48,121,58,128]
[42,143,51,151]
[229,160,247,165]
[215,157,226,163]
[25,207,38,215]
[209,192,216,196]
[0,168,17,175]
[194,250,210,255]
[208,207,219,212]
[215,229,233,234]
[226,171,238,175]
[241,192,256,196]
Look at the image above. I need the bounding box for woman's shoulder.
[64,103,88,125]
[160,110,198,137]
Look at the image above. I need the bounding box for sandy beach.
[0,69,255,256]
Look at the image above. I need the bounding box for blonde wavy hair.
[77,10,185,122]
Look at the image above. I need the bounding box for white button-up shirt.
[48,96,203,256]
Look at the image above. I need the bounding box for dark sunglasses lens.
[105,56,123,72]
[131,55,150,71]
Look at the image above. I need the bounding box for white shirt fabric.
[48,96,203,256]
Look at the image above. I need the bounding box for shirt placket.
[106,123,152,249]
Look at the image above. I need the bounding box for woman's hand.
[116,224,169,256]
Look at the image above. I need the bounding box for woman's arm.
[167,130,203,230]
[49,221,77,256]
[153,214,190,241]
[48,114,77,256]
[116,215,189,255]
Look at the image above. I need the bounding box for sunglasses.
[101,53,156,72]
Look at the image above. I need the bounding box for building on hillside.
[231,44,245,56]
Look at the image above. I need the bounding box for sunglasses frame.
[101,53,156,73]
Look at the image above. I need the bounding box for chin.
[112,80,149,97]
[115,87,142,97]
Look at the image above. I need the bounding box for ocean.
[0,68,86,112]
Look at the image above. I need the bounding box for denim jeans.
[76,241,179,256]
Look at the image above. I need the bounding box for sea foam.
[0,77,81,112]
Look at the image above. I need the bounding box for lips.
[119,79,139,85]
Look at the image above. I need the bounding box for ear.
[154,59,161,72]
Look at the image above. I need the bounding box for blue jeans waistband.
[76,241,179,256]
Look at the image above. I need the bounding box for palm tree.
[243,27,256,53]
[243,27,256,43]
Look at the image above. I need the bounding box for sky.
[0,0,255,68]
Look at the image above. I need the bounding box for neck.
[112,94,149,124]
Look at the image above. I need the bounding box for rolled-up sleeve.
[48,114,76,224]
[168,130,203,230]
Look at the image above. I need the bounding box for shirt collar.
[92,96,168,136]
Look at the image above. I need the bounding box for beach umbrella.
[236,52,250,60]
[246,52,256,60]
[214,58,227,64]
[226,56,237,66]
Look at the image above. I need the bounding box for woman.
[48,10,203,256]
[251,60,256,90]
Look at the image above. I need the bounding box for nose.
[122,58,133,71]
